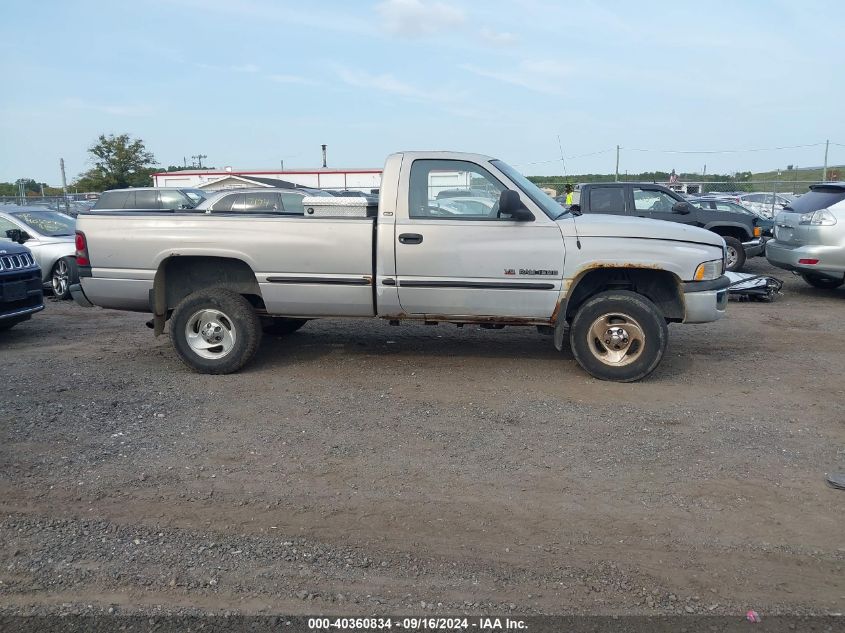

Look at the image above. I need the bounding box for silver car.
[194,187,333,214]
[737,192,796,219]
[0,206,77,298]
[766,183,845,289]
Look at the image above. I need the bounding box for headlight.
[799,209,837,226]
[694,259,722,281]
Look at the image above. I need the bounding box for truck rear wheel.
[723,236,746,271]
[569,290,668,382]
[170,288,262,374]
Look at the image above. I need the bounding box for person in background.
[564,184,574,205]
[669,169,678,184]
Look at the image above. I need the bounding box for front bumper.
[742,237,767,258]
[765,241,845,278]
[69,282,94,307]
[682,275,730,323]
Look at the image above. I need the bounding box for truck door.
[393,158,564,319]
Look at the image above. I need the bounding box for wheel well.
[564,268,684,322]
[708,226,746,241]
[154,256,264,312]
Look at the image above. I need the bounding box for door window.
[241,192,280,212]
[280,192,306,214]
[159,190,191,209]
[93,191,129,209]
[0,216,20,238]
[210,194,242,212]
[633,188,676,212]
[409,160,505,220]
[588,187,625,213]
[134,190,159,209]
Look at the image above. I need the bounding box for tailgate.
[773,211,806,245]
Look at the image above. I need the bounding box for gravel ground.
[1,259,843,617]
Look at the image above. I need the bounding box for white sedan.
[0,206,77,299]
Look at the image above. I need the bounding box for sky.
[1,0,844,185]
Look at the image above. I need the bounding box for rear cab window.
[587,186,626,213]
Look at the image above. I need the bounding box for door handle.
[398,233,423,245]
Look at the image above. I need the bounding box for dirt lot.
[1,259,843,617]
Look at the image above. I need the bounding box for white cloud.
[62,98,155,117]
[479,27,517,46]
[375,0,465,37]
[267,73,319,86]
[334,66,493,119]
[196,62,260,74]
[337,68,429,99]
[461,59,572,95]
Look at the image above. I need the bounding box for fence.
[0,195,96,216]
[536,180,824,197]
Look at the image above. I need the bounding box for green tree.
[74,133,158,190]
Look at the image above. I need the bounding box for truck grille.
[0,252,35,271]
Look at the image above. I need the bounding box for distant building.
[152,167,383,192]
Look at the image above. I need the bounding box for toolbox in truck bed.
[302,196,378,218]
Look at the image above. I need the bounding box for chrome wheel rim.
[726,246,739,269]
[586,312,646,367]
[52,260,69,296]
[185,309,236,359]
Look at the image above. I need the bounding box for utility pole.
[615,145,620,182]
[60,158,68,196]
[823,139,829,181]
[192,154,207,169]
[280,160,285,171]
[321,144,327,168]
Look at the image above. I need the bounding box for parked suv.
[766,183,845,289]
[0,239,44,331]
[92,188,207,211]
[573,183,764,271]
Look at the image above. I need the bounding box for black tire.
[801,273,844,290]
[51,257,79,300]
[723,236,746,272]
[262,317,308,336]
[169,288,262,374]
[569,290,668,382]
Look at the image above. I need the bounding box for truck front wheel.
[723,236,746,271]
[569,290,668,382]
[170,288,262,374]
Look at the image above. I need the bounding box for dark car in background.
[0,240,44,331]
[690,197,775,237]
[573,182,765,271]
[91,187,207,211]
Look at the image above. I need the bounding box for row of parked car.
[0,185,378,330]
[2,179,844,334]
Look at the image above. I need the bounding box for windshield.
[490,160,563,219]
[13,211,75,236]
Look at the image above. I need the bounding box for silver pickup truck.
[71,151,729,382]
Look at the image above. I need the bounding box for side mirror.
[498,190,534,221]
[672,201,692,215]
[5,229,31,244]
[568,203,582,216]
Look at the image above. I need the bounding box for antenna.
[557,135,567,178]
